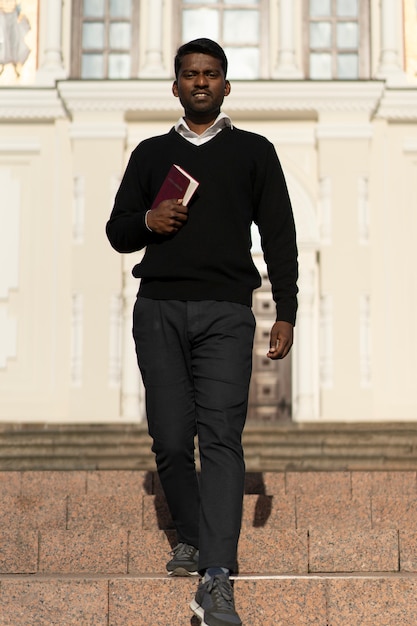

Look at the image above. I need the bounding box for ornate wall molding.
[376,88,417,121]
[57,80,384,118]
[58,81,182,115]
[0,89,66,121]
[4,81,416,123]
[226,82,384,116]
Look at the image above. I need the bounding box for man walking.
[106,38,298,626]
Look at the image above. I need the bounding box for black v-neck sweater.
[106,126,298,324]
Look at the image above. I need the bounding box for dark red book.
[151,164,199,209]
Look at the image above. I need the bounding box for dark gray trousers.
[132,297,255,573]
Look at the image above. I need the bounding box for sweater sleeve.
[254,142,298,325]
[106,149,157,253]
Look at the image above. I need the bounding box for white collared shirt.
[174,112,233,146]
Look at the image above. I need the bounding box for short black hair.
[174,38,228,78]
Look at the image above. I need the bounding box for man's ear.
[172,81,179,97]
[224,80,231,97]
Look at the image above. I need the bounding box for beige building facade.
[1,0,417,424]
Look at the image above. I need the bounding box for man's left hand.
[267,321,294,360]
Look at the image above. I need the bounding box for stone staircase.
[2,467,417,624]
[3,422,417,471]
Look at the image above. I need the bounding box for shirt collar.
[175,112,233,139]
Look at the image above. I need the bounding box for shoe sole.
[167,567,199,577]
[190,599,205,624]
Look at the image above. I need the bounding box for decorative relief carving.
[0,0,37,85]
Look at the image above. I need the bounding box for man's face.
[172,53,231,120]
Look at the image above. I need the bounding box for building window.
[71,0,139,79]
[179,0,267,79]
[305,0,370,79]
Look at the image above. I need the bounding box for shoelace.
[170,542,196,559]
[206,575,235,611]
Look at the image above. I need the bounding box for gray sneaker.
[166,542,199,576]
[190,573,242,626]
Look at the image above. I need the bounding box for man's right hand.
[146,199,188,235]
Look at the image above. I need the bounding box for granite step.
[1,470,417,578]
[1,573,417,625]
[0,525,404,578]
[1,469,417,624]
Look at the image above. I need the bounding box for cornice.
[375,87,417,121]
[0,88,66,121]
[1,80,417,123]
[57,80,182,115]
[226,81,385,116]
[57,80,384,118]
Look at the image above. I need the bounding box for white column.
[140,0,168,77]
[376,0,407,85]
[273,0,302,79]
[292,250,319,420]
[36,0,66,85]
